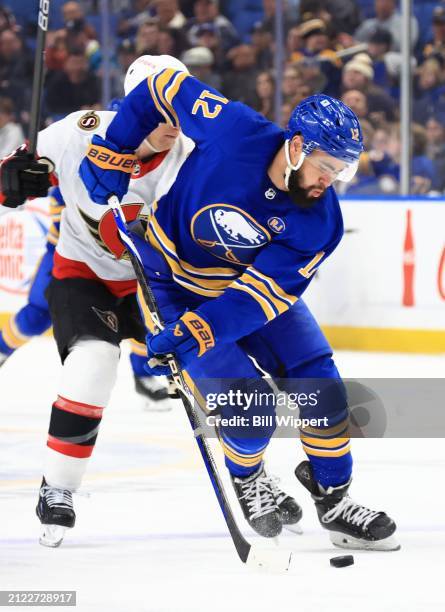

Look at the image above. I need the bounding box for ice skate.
[269,475,303,534]
[36,478,76,548]
[295,461,399,551]
[0,351,9,367]
[134,374,172,412]
[231,465,282,538]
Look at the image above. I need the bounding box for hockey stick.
[29,0,50,156]
[108,194,292,571]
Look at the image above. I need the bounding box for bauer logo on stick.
[78,111,101,131]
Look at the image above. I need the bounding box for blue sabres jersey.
[107,70,344,343]
[45,186,65,252]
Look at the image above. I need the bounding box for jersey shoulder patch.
[77,111,101,131]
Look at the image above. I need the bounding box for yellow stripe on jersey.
[129,338,147,357]
[2,316,30,349]
[300,435,350,449]
[148,69,189,128]
[249,268,298,307]
[145,216,238,297]
[230,282,275,321]
[301,442,351,458]
[220,439,265,467]
[237,274,288,315]
[301,418,349,437]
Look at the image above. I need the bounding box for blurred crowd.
[1,0,445,195]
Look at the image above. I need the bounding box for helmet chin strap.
[284,139,306,189]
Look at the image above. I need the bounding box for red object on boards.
[402,209,415,307]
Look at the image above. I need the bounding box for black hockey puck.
[330,555,354,568]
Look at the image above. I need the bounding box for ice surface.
[1,338,444,612]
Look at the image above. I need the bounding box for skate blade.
[330,531,401,551]
[39,524,68,548]
[284,522,303,535]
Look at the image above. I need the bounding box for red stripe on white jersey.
[54,395,104,419]
[47,434,94,458]
[53,251,137,297]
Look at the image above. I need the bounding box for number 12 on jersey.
[191,90,228,119]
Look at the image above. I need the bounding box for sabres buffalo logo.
[191,204,270,264]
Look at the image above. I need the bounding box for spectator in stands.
[62,1,97,41]
[181,46,222,90]
[46,31,69,72]
[153,0,186,30]
[65,17,101,72]
[252,70,275,121]
[0,5,16,34]
[413,58,445,124]
[250,22,274,71]
[45,50,101,119]
[259,0,296,35]
[341,89,368,120]
[0,96,24,157]
[281,64,311,106]
[117,0,152,39]
[425,115,445,191]
[135,18,160,55]
[367,28,393,91]
[193,23,226,71]
[363,123,437,194]
[157,26,187,57]
[221,44,258,106]
[422,5,445,65]
[342,53,396,124]
[0,29,33,123]
[354,0,418,52]
[112,38,137,97]
[290,18,342,97]
[187,0,240,52]
[299,0,361,36]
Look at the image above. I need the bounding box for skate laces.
[40,485,73,509]
[238,472,278,520]
[267,475,289,505]
[321,495,380,529]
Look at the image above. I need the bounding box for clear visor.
[303,149,359,183]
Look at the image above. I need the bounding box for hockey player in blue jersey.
[79,57,398,550]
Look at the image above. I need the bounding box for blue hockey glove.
[79,134,138,204]
[145,311,216,372]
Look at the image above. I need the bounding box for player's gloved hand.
[0,146,53,208]
[79,134,138,205]
[145,311,216,373]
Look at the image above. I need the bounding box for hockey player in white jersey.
[0,55,195,546]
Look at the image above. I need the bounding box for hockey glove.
[79,135,138,205]
[0,146,53,208]
[145,311,216,373]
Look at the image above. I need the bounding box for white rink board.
[304,199,445,331]
[0,198,50,313]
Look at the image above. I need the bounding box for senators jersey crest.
[78,204,147,259]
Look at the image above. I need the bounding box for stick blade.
[246,546,292,573]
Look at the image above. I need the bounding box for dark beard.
[287,169,326,209]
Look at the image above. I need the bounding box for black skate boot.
[36,477,76,548]
[0,351,9,367]
[295,461,399,551]
[134,374,172,412]
[231,466,282,538]
[268,476,303,534]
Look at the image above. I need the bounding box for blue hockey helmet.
[284,94,364,183]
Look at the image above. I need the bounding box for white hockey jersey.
[36,109,194,294]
